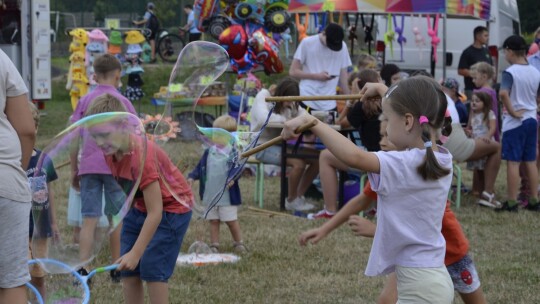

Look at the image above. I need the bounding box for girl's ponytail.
[417,116,450,180]
[386,76,452,181]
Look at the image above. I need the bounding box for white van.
[373,0,520,87]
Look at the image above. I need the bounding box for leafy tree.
[517,0,540,33]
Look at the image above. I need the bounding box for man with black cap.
[289,22,351,111]
[496,35,540,212]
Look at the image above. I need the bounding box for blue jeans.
[120,208,192,282]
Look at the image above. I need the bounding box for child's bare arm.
[486,115,496,139]
[500,90,523,118]
[348,215,376,238]
[116,181,162,271]
[283,115,380,173]
[299,192,374,246]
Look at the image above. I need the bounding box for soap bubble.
[31,112,146,273]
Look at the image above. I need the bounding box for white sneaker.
[285,197,314,211]
[478,191,501,208]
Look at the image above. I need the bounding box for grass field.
[36,62,540,303]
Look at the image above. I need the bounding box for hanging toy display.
[427,14,441,63]
[329,11,343,26]
[66,28,88,110]
[346,13,359,57]
[360,14,375,55]
[384,14,395,59]
[393,14,406,62]
[313,11,328,34]
[295,12,309,43]
[411,14,426,61]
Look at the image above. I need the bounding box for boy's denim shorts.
[80,174,126,218]
[120,208,192,282]
[502,118,538,162]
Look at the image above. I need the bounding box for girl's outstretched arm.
[298,192,374,246]
[283,115,380,173]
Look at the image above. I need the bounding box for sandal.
[233,242,247,254]
[209,243,220,253]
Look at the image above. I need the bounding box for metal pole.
[442,13,447,80]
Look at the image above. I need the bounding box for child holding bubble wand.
[299,118,487,304]
[282,76,455,302]
[187,115,247,254]
[84,96,193,304]
[70,54,137,282]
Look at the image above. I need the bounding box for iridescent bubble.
[31,112,146,273]
[154,41,273,219]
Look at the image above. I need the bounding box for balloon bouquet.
[194,0,291,77]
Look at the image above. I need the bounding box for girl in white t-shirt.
[465,91,497,205]
[282,76,454,303]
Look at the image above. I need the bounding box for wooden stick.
[240,120,317,158]
[55,160,71,170]
[265,94,364,102]
[246,206,295,217]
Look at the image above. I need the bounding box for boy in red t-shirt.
[84,97,193,304]
[299,119,486,304]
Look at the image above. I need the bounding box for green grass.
[36,60,540,303]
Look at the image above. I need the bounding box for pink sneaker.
[307,209,335,220]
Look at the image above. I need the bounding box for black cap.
[502,35,527,51]
[324,23,344,52]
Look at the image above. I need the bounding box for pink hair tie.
[439,135,449,144]
[419,116,429,125]
[445,109,451,118]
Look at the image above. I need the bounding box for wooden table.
[151,96,226,117]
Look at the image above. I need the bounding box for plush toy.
[393,15,406,61]
[427,14,441,63]
[295,13,309,43]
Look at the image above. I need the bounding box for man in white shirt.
[289,23,351,111]
[182,4,202,42]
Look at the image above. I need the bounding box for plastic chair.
[448,163,462,208]
[247,156,264,208]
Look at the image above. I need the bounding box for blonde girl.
[466,91,498,207]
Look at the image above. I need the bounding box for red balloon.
[219,24,248,60]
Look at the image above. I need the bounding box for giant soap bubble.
[31,112,146,273]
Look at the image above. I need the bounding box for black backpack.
[147,13,160,32]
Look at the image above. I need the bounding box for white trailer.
[1,0,51,103]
